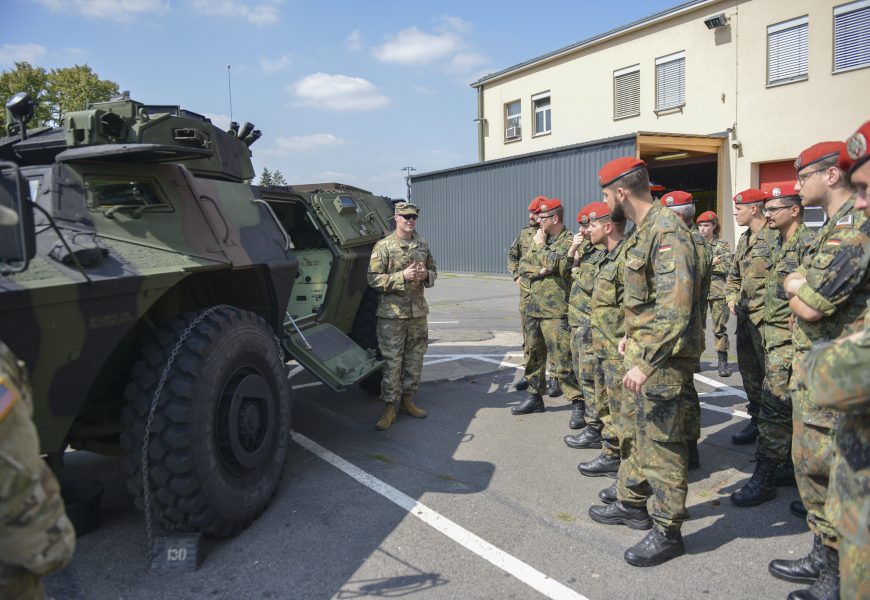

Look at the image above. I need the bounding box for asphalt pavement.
[45,273,809,600]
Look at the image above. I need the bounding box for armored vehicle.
[0,92,392,538]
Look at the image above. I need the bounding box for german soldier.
[696,211,733,377]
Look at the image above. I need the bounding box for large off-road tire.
[350,287,383,394]
[120,306,291,538]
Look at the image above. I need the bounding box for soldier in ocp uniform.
[696,211,733,377]
[725,188,779,445]
[367,202,437,431]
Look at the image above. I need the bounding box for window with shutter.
[767,16,809,85]
[613,65,640,120]
[655,51,685,112]
[834,0,870,73]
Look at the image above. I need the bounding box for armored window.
[613,65,640,120]
[655,51,685,112]
[834,0,870,73]
[767,16,809,86]
[504,100,521,141]
[532,92,551,136]
[86,178,171,212]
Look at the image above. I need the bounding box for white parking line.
[693,373,747,399]
[429,321,460,324]
[292,432,588,600]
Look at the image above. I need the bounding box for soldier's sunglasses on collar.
[397,214,417,220]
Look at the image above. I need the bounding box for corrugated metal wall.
[411,134,636,274]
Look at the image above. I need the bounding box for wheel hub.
[217,371,275,471]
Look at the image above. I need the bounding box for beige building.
[471,0,870,244]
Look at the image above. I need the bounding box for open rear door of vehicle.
[281,323,383,391]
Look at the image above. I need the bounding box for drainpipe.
[476,85,485,163]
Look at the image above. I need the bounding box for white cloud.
[290,73,389,111]
[203,112,231,130]
[276,133,346,151]
[448,52,487,73]
[346,30,363,52]
[438,15,471,33]
[189,0,281,26]
[259,55,291,74]
[34,0,169,22]
[372,26,461,66]
[0,44,47,67]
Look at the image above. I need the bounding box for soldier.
[769,141,869,600]
[696,211,733,377]
[563,205,593,432]
[730,182,815,507]
[367,202,437,431]
[725,188,778,445]
[512,199,582,415]
[589,157,697,567]
[508,196,545,392]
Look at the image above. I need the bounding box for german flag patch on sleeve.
[0,376,20,422]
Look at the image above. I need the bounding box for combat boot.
[514,376,529,391]
[688,440,700,470]
[790,500,808,518]
[717,351,731,377]
[769,535,824,584]
[776,461,797,487]
[624,528,685,567]
[589,501,652,530]
[375,403,397,431]
[547,377,562,398]
[730,458,779,506]
[563,426,602,449]
[598,482,617,504]
[568,399,586,429]
[786,545,839,600]
[400,394,427,418]
[511,393,545,415]
[578,453,620,477]
[731,417,758,445]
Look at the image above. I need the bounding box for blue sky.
[5,0,677,198]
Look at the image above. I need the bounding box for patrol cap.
[576,205,591,224]
[733,188,766,204]
[696,210,718,224]
[586,201,610,221]
[538,198,562,215]
[528,195,547,212]
[394,201,419,216]
[0,204,18,226]
[761,181,800,202]
[598,157,646,188]
[844,120,870,173]
[795,141,846,172]
[660,190,693,207]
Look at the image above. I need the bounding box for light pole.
[226,64,233,122]
[402,166,416,201]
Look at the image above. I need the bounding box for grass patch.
[556,512,575,523]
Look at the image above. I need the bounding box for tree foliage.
[271,170,287,186]
[258,168,288,187]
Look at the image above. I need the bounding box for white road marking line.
[700,402,751,420]
[292,382,323,390]
[286,365,305,381]
[292,432,589,600]
[423,356,465,366]
[429,321,460,324]
[698,390,735,398]
[468,355,524,370]
[693,373,747,399]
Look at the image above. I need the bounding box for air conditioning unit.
[505,126,521,139]
[704,13,728,29]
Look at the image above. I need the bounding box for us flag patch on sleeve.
[0,376,19,422]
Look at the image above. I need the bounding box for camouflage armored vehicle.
[0,92,392,538]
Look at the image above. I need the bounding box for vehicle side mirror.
[0,160,35,274]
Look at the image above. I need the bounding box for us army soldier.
[696,211,733,377]
[367,202,437,431]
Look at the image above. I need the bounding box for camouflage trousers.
[758,341,795,463]
[593,357,621,457]
[377,316,428,404]
[826,451,870,599]
[707,296,730,353]
[680,379,701,443]
[570,325,602,427]
[735,311,764,417]
[525,316,581,400]
[519,290,530,362]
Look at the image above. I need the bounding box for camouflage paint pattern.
[509,226,538,362]
[679,226,711,442]
[376,317,429,404]
[0,342,75,599]
[707,237,733,352]
[572,243,608,420]
[571,326,600,425]
[367,232,437,319]
[763,224,816,346]
[525,317,581,400]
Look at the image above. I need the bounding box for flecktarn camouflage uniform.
[508,225,538,362]
[707,237,733,353]
[681,225,712,445]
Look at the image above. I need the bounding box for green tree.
[271,170,287,186]
[0,62,50,130]
[46,65,119,124]
[258,167,273,186]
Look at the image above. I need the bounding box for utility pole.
[402,166,416,201]
[226,64,233,122]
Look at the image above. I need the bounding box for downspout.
[476,85,485,163]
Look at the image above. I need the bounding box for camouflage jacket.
[0,341,76,599]
[591,238,627,359]
[507,225,537,294]
[725,224,779,325]
[708,237,732,299]
[367,232,437,319]
[568,240,607,329]
[793,197,870,354]
[763,224,816,348]
[690,225,712,353]
[623,203,698,380]
[519,227,574,319]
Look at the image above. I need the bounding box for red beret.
[587,202,610,221]
[598,157,646,187]
[538,198,562,213]
[649,183,666,192]
[576,206,590,224]
[844,120,870,173]
[795,142,846,172]
[660,190,693,207]
[761,181,799,201]
[733,188,766,204]
[696,210,718,223]
[528,196,546,212]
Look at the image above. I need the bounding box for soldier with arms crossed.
[696,211,733,377]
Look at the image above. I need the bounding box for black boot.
[718,351,731,377]
[688,440,700,471]
[624,528,685,567]
[730,458,779,507]
[589,501,652,530]
[578,453,620,477]
[547,377,562,398]
[731,417,758,445]
[511,394,545,415]
[790,500,808,518]
[598,482,617,504]
[514,376,529,391]
[786,545,839,600]
[769,535,824,584]
[564,427,602,449]
[776,461,798,487]
[568,399,586,430]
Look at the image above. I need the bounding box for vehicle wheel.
[120,306,291,538]
[350,286,383,394]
